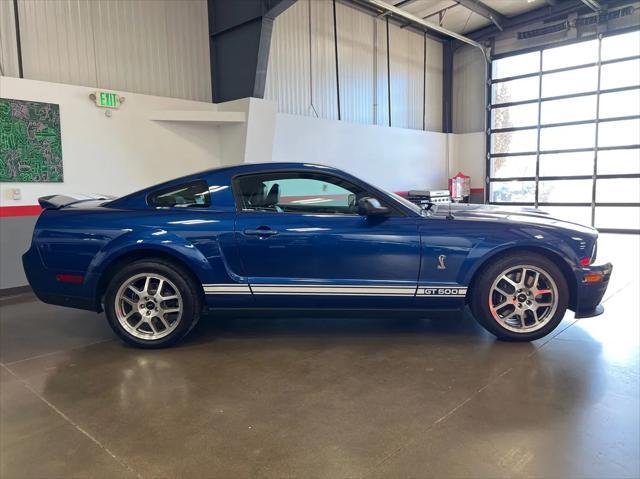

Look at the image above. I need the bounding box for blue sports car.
[23,162,612,348]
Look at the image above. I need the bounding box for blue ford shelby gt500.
[23,162,612,348]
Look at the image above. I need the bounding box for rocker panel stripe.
[203,284,467,297]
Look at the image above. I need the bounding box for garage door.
[488,29,640,234]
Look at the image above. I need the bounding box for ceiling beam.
[363,0,487,52]
[580,0,602,11]
[394,0,422,6]
[466,0,587,40]
[454,0,506,30]
[419,0,458,20]
[398,1,457,29]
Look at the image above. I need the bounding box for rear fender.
[82,229,213,302]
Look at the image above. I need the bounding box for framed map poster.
[0,98,63,182]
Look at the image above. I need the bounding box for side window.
[148,180,211,208]
[235,173,366,215]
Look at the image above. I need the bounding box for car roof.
[199,162,343,176]
[106,162,351,210]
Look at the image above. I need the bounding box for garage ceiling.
[388,0,551,34]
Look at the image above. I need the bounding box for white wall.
[265,0,443,132]
[0,76,226,207]
[448,132,485,190]
[270,113,449,192]
[0,0,211,102]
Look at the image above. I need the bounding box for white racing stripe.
[252,286,416,295]
[203,283,468,297]
[203,284,251,295]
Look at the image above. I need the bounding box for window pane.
[598,119,640,148]
[596,178,640,203]
[541,66,598,97]
[490,181,535,203]
[601,31,640,61]
[148,181,211,208]
[490,155,537,178]
[601,59,640,90]
[539,179,593,203]
[492,51,540,80]
[491,129,538,154]
[492,103,538,129]
[542,39,598,71]
[599,89,640,119]
[270,178,353,207]
[540,123,596,151]
[236,173,366,214]
[540,95,597,124]
[492,77,540,103]
[597,148,640,175]
[540,206,593,226]
[595,206,640,230]
[539,151,595,176]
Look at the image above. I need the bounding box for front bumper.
[573,262,613,319]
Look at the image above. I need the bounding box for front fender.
[459,232,582,287]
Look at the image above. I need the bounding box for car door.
[232,170,421,308]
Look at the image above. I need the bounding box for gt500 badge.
[422,287,467,296]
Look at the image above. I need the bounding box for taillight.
[581,241,598,266]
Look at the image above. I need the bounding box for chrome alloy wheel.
[488,264,559,333]
[115,273,183,340]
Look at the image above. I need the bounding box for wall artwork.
[0,98,63,182]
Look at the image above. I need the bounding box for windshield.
[385,190,426,216]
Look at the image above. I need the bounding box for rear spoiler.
[38,194,115,210]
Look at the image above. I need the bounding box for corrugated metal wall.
[0,0,20,78]
[336,2,374,125]
[425,38,443,132]
[452,44,485,133]
[265,0,444,132]
[264,1,312,116]
[374,18,389,127]
[0,0,211,102]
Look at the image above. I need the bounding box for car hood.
[429,203,597,234]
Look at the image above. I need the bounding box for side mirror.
[358,197,390,216]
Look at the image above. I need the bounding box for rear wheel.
[470,252,568,341]
[104,260,201,348]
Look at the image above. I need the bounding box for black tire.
[470,252,569,342]
[104,259,202,348]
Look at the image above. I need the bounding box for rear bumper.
[572,262,613,319]
[22,246,98,312]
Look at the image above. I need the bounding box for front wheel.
[470,252,569,341]
[104,259,202,348]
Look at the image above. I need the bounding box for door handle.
[243,227,278,237]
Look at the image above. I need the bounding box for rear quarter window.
[147,180,211,208]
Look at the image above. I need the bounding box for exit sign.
[95,90,120,109]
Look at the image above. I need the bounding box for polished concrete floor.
[1,234,638,478]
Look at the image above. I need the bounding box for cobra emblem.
[437,254,447,270]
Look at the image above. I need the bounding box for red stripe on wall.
[0,205,42,217]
